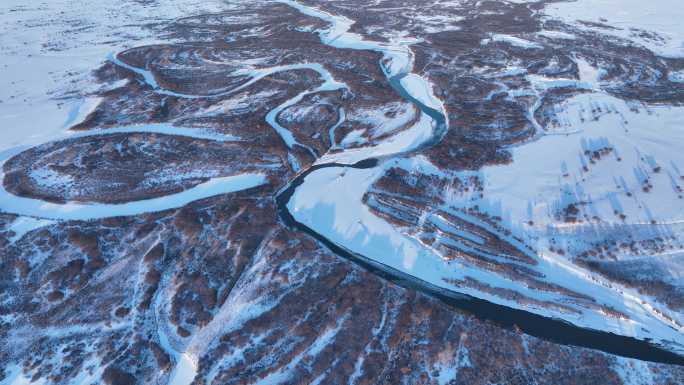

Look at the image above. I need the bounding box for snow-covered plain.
[543,0,684,57]
[6,217,55,243]
[0,0,280,225]
[0,0,228,156]
[288,155,684,354]
[345,102,414,140]
[479,92,684,228]
[319,112,435,165]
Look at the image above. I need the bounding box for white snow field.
[289,155,684,355]
[0,0,230,156]
[543,0,684,57]
[479,92,684,229]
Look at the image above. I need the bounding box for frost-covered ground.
[543,0,684,57]
[479,92,684,228]
[2,0,684,384]
[289,155,684,351]
[0,0,227,155]
[0,171,266,221]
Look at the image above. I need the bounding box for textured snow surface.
[0,0,228,155]
[1,363,43,385]
[544,0,684,57]
[483,34,544,50]
[480,92,684,227]
[290,156,684,352]
[6,217,55,243]
[400,74,445,112]
[319,112,435,165]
